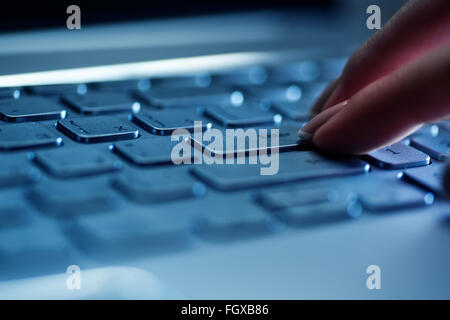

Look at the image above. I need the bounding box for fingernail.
[298,100,349,139]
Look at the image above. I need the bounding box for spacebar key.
[192,151,370,191]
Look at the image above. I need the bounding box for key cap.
[321,57,348,80]
[132,108,209,135]
[0,87,21,99]
[136,87,237,108]
[57,116,139,143]
[0,97,66,122]
[0,206,30,229]
[359,184,433,212]
[66,210,190,258]
[113,135,193,165]
[194,201,275,242]
[192,151,369,191]
[204,102,278,127]
[270,99,313,120]
[0,122,63,150]
[244,84,304,104]
[191,124,307,157]
[33,147,122,178]
[0,224,72,278]
[0,154,41,188]
[364,142,430,169]
[28,180,120,217]
[410,131,450,160]
[62,92,141,115]
[27,84,87,96]
[403,163,445,196]
[91,79,151,92]
[112,168,205,203]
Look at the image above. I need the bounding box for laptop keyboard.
[0,55,448,280]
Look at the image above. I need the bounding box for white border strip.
[0,51,277,87]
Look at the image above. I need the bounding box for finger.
[311,43,450,155]
[309,77,340,115]
[321,0,450,111]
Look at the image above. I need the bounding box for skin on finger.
[322,0,450,111]
[310,77,341,115]
[300,100,348,137]
[312,43,450,155]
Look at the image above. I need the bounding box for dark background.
[0,0,333,32]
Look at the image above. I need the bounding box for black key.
[191,124,306,157]
[27,84,87,96]
[360,184,433,212]
[0,87,21,99]
[364,142,430,169]
[132,108,208,135]
[194,201,275,242]
[321,57,348,80]
[33,147,122,178]
[258,186,361,226]
[410,131,449,160]
[112,168,205,203]
[403,163,445,196]
[66,210,190,257]
[91,79,150,92]
[244,84,304,104]
[0,154,41,188]
[192,151,369,191]
[137,87,238,108]
[113,135,193,165]
[0,122,63,151]
[0,206,30,229]
[28,180,120,217]
[271,99,313,120]
[0,97,66,122]
[62,92,141,115]
[438,121,450,131]
[204,102,278,127]
[57,116,139,143]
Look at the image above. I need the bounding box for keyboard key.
[244,84,304,104]
[364,142,430,169]
[321,57,348,80]
[57,116,139,143]
[194,201,275,242]
[137,87,237,108]
[191,124,307,157]
[66,210,190,257]
[410,131,450,160]
[0,87,21,99]
[204,102,277,127]
[28,180,120,217]
[360,184,433,212]
[192,151,369,191]
[403,163,445,196]
[0,122,63,151]
[91,79,151,92]
[33,147,122,178]
[0,154,41,188]
[270,99,313,120]
[27,84,87,96]
[0,97,66,122]
[62,92,141,115]
[112,168,205,203]
[113,135,193,165]
[132,108,208,135]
